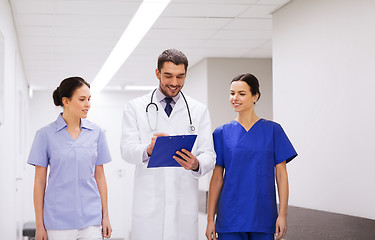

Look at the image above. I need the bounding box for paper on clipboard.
[147,135,197,168]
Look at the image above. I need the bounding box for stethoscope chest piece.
[188,124,195,134]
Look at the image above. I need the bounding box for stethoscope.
[146,89,196,134]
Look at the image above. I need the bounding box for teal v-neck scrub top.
[213,119,297,234]
[28,114,112,230]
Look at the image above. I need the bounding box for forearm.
[207,184,221,222]
[95,166,109,218]
[99,182,109,218]
[207,167,224,222]
[34,185,46,228]
[33,168,47,229]
[276,163,289,217]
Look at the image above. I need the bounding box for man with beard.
[121,49,215,240]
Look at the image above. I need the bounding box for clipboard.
[147,135,197,168]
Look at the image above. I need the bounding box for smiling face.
[156,61,186,98]
[62,85,91,119]
[230,80,259,113]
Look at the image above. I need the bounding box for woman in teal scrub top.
[206,73,297,240]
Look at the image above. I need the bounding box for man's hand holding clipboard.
[173,149,199,171]
[147,133,199,171]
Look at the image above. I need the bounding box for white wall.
[183,59,208,105]
[273,0,375,219]
[0,0,30,239]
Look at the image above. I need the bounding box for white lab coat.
[121,91,215,240]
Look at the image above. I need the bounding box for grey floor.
[285,206,375,240]
[23,206,375,240]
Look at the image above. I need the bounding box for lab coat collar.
[54,113,94,131]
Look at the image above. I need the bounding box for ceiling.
[10,0,291,91]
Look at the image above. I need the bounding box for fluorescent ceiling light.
[91,0,171,92]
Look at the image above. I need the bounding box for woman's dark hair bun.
[53,87,62,106]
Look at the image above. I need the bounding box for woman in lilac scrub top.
[206,73,297,240]
[28,77,112,240]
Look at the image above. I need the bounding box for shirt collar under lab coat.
[54,113,94,132]
[155,88,180,105]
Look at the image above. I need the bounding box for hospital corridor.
[0,0,375,239]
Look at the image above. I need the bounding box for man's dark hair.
[157,49,188,72]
